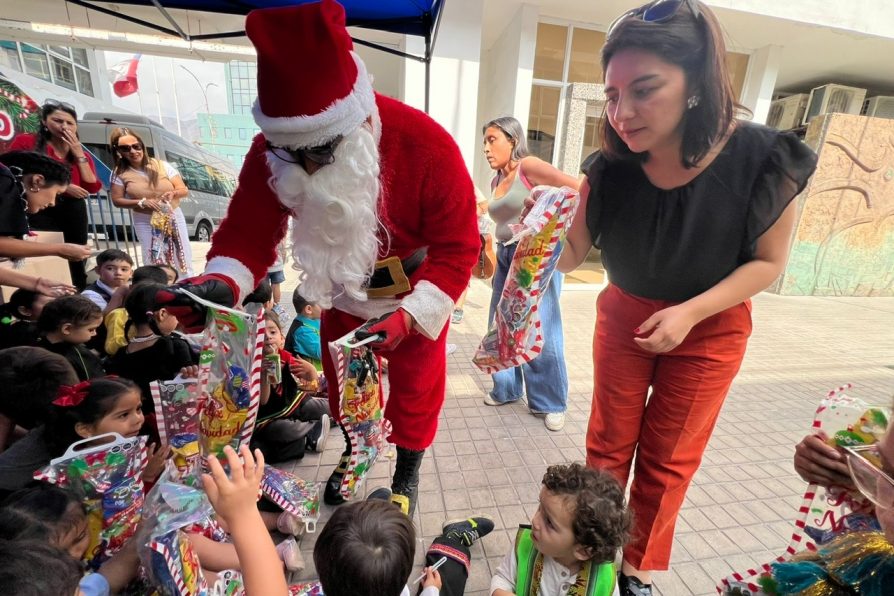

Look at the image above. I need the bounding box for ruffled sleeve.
[584,151,607,248]
[746,131,817,247]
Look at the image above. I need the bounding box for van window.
[167,151,237,197]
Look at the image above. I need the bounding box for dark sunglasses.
[43,98,77,113]
[266,136,344,167]
[607,0,701,38]
[117,143,143,153]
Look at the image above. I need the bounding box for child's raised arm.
[202,445,287,595]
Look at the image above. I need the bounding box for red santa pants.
[587,284,752,570]
[321,307,448,451]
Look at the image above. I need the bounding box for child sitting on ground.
[106,283,199,416]
[0,376,168,498]
[315,498,494,596]
[0,289,53,349]
[0,482,140,594]
[35,294,105,381]
[286,292,322,370]
[491,463,632,596]
[81,249,134,311]
[254,310,331,463]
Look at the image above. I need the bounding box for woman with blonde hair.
[109,128,193,275]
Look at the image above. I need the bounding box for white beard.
[265,125,383,309]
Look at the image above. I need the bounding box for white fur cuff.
[253,53,376,149]
[400,280,455,340]
[204,256,256,304]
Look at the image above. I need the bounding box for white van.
[78,112,238,243]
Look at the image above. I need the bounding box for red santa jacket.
[206,93,479,339]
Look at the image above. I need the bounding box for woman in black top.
[557,2,817,594]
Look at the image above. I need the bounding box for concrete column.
[473,3,539,191]
[739,44,782,125]
[557,83,604,176]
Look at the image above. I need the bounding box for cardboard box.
[0,231,73,301]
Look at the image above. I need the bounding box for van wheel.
[195,221,212,242]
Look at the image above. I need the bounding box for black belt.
[367,247,428,292]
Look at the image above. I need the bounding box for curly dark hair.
[0,151,71,187]
[541,463,632,563]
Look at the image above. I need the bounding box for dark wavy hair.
[0,151,71,187]
[0,347,77,428]
[35,101,79,162]
[542,463,632,563]
[36,294,102,334]
[0,483,86,545]
[600,0,746,168]
[0,540,82,596]
[314,500,415,596]
[45,376,140,456]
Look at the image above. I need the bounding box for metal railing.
[85,192,142,267]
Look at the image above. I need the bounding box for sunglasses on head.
[117,143,143,153]
[266,136,344,167]
[43,98,77,113]
[607,0,701,38]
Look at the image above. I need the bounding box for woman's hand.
[160,191,176,203]
[55,243,93,261]
[793,433,854,489]
[60,128,86,159]
[65,184,90,199]
[144,443,172,482]
[634,304,698,353]
[140,198,166,212]
[35,277,76,297]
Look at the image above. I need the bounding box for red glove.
[155,273,238,333]
[354,309,414,352]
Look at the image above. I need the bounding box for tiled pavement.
[190,246,894,595]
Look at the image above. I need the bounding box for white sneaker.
[275,537,305,572]
[544,412,566,431]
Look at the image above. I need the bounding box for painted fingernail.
[633,327,641,333]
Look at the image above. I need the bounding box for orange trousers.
[587,284,752,570]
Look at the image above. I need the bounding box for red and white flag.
[109,54,142,98]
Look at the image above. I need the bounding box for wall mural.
[777,113,894,296]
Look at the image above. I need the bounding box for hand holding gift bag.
[474,185,578,373]
[327,330,390,501]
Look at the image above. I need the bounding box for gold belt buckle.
[366,256,412,298]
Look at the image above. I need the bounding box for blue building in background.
[196,60,258,167]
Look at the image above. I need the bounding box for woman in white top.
[108,127,193,275]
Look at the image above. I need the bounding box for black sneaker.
[305,414,330,453]
[618,572,652,596]
[441,515,494,547]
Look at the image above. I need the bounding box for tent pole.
[424,23,432,113]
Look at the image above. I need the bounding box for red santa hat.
[246,0,376,149]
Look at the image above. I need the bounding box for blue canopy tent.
[65,0,445,111]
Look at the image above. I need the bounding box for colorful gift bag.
[179,290,264,470]
[152,377,202,486]
[473,185,578,373]
[150,204,189,274]
[207,570,324,596]
[327,331,390,500]
[718,384,890,594]
[146,530,208,596]
[260,465,322,532]
[36,432,148,569]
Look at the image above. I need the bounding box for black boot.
[390,447,425,516]
[323,426,352,506]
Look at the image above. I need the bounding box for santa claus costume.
[190,0,479,516]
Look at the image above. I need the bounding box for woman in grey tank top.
[481,116,580,432]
